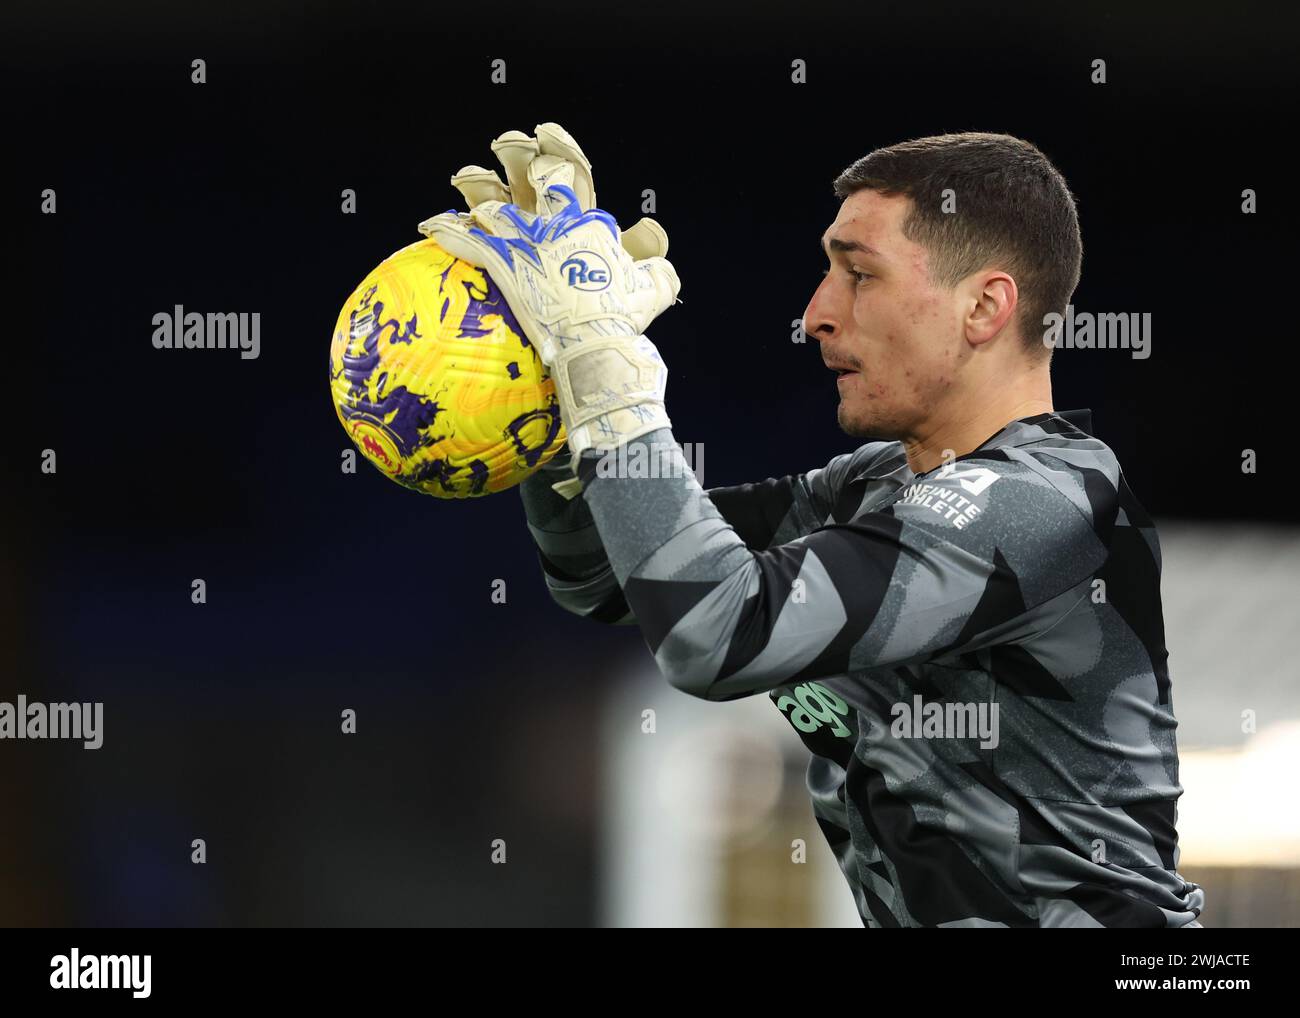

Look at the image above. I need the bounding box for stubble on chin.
[837,400,873,439]
[838,396,909,443]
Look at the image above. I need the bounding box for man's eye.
[821,267,872,284]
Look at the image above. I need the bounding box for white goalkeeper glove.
[423,183,680,466]
[419,122,669,261]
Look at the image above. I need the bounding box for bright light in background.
[655,723,785,845]
[1157,523,1300,872]
[1177,721,1300,867]
[600,661,860,927]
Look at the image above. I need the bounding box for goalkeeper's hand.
[423,182,681,463]
[419,122,669,261]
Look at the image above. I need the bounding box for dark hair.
[833,132,1081,354]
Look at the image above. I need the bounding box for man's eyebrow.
[821,235,881,257]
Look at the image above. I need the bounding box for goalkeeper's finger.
[622,217,669,260]
[416,208,471,239]
[530,156,580,218]
[465,199,544,239]
[424,213,508,277]
[490,129,541,213]
[534,123,597,209]
[450,164,510,209]
[628,256,682,332]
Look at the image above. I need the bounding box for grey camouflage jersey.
[520,409,1205,927]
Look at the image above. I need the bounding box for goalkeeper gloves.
[423,183,680,468]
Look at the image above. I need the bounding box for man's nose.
[802,276,837,343]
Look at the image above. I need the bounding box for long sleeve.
[519,448,637,624]
[575,427,1109,702]
[520,437,873,625]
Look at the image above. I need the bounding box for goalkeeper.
[423,125,1204,928]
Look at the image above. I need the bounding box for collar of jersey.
[849,408,1094,483]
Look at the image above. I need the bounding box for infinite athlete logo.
[560,251,611,291]
[932,463,1000,496]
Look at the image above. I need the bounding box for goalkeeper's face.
[804,189,984,442]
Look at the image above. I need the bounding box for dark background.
[2,0,1295,925]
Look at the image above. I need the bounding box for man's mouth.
[824,357,860,387]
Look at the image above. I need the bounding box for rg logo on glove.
[561,251,612,291]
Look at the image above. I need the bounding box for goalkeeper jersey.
[520,409,1205,927]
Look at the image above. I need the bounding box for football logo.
[348,420,402,476]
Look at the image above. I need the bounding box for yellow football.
[328,238,566,498]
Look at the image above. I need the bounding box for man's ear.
[965,271,1018,347]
